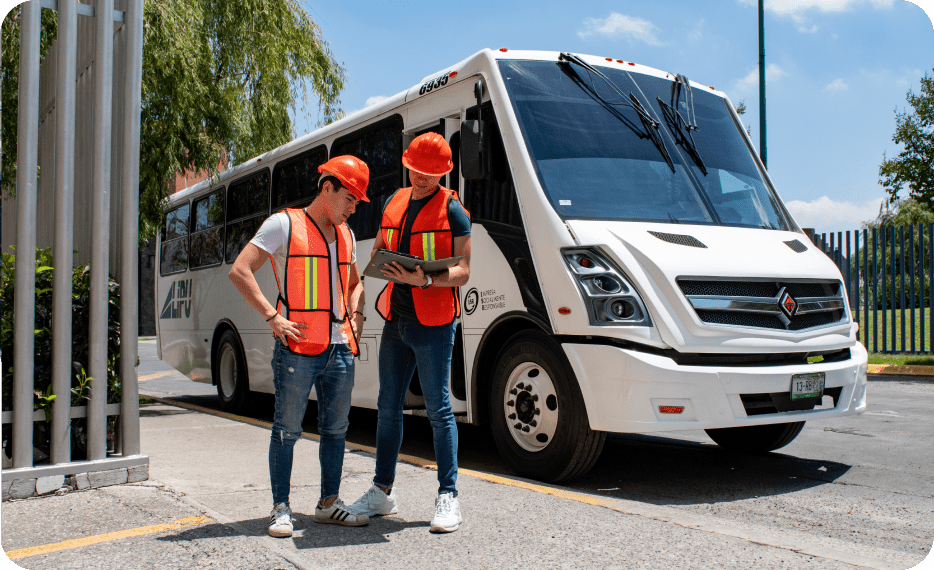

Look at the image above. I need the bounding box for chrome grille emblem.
[779,288,797,318]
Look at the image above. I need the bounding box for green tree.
[1,0,345,239]
[879,70,934,208]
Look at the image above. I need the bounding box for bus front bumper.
[561,341,868,433]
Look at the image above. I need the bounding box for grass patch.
[867,353,934,366]
[854,308,934,352]
[139,397,156,405]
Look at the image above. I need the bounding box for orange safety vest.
[375,186,468,326]
[271,208,359,356]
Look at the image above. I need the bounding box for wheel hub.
[503,363,558,452]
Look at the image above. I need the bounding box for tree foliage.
[879,70,934,208]
[1,0,345,240]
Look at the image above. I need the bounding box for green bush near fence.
[0,247,122,463]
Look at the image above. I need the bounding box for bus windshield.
[499,60,792,230]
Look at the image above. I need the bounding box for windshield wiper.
[558,52,675,173]
[656,74,707,175]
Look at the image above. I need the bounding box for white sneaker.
[268,503,293,537]
[348,484,398,516]
[430,492,461,533]
[315,499,369,526]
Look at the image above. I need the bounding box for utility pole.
[759,0,768,168]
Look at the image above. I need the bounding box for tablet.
[363,249,464,283]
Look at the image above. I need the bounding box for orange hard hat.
[402,132,453,177]
[318,155,370,202]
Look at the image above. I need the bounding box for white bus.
[156,49,868,482]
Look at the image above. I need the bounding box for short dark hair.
[318,175,342,193]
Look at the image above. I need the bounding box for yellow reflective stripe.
[387,228,394,246]
[305,257,312,310]
[422,232,435,261]
[312,257,319,309]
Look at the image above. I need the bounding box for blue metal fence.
[815,225,933,354]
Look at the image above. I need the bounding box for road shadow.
[156,393,852,508]
[572,433,852,506]
[157,515,428,549]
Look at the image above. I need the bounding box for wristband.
[265,312,278,322]
[420,274,433,289]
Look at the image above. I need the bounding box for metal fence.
[1,0,147,483]
[815,225,934,354]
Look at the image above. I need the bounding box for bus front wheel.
[214,329,250,413]
[489,331,605,483]
[705,421,805,453]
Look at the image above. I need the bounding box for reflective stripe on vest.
[270,208,359,356]
[375,187,469,326]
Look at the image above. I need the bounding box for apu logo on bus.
[160,279,192,319]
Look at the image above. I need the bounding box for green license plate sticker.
[791,372,825,400]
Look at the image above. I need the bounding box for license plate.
[791,372,825,400]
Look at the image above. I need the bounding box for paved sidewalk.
[1,341,930,570]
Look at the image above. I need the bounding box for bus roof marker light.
[628,62,635,66]
[449,71,458,77]
[558,307,572,315]
[659,406,685,414]
[616,60,624,63]
[499,48,508,52]
[605,58,612,61]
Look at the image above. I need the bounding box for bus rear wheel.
[705,421,805,453]
[214,329,250,413]
[489,331,605,483]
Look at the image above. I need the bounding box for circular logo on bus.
[464,288,479,315]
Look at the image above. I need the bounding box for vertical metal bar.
[846,231,852,312]
[51,0,78,465]
[900,225,906,352]
[13,1,41,469]
[910,225,916,353]
[891,227,897,352]
[854,230,860,341]
[929,224,933,353]
[863,228,876,350]
[88,0,115,461]
[881,228,887,352]
[921,224,926,352]
[873,227,878,353]
[758,0,767,168]
[120,0,145,457]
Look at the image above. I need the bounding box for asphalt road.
[137,340,934,568]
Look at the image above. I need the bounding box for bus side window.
[225,169,271,264]
[332,114,404,240]
[461,102,522,229]
[190,188,225,270]
[272,145,328,211]
[161,202,190,276]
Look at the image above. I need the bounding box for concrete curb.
[868,363,934,376]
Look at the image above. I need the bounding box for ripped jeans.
[269,339,354,504]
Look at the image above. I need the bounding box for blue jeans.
[375,316,458,496]
[269,340,355,504]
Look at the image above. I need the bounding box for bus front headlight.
[562,247,651,327]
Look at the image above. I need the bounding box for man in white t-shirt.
[229,155,370,537]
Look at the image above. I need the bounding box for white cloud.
[365,95,388,107]
[825,78,848,91]
[798,24,819,33]
[578,13,665,45]
[734,64,788,93]
[688,18,705,42]
[785,196,885,232]
[738,0,895,19]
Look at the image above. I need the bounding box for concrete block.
[36,475,65,495]
[2,480,12,501]
[74,473,91,490]
[127,464,149,483]
[88,468,128,489]
[9,478,36,500]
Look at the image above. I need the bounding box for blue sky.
[297,0,934,235]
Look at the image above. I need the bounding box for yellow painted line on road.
[868,363,934,376]
[457,467,617,507]
[138,371,177,382]
[5,516,212,560]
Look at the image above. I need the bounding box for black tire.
[489,330,605,483]
[213,329,250,413]
[705,421,805,453]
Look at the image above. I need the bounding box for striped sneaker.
[315,499,369,527]
[268,503,293,537]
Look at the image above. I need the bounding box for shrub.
[1,247,122,462]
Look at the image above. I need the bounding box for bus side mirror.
[460,119,489,180]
